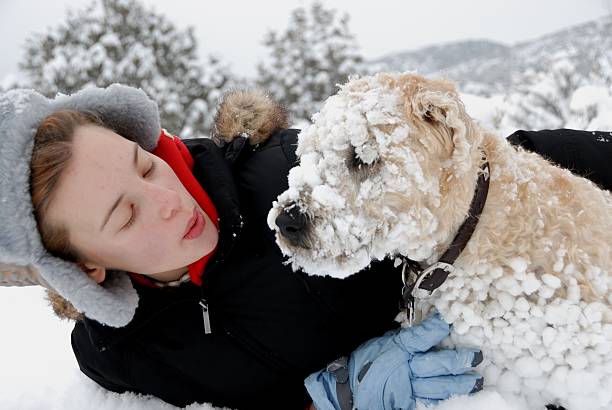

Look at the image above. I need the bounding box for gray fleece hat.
[0,83,162,327]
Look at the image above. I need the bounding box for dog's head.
[268,73,483,277]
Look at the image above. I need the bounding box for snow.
[460,52,612,136]
[416,390,521,410]
[568,85,612,130]
[0,287,528,410]
[0,287,220,410]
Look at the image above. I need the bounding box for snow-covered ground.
[0,287,521,410]
[0,287,216,410]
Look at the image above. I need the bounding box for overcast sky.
[1,0,611,81]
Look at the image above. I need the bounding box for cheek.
[143,232,173,255]
[126,227,173,264]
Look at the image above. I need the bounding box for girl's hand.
[305,312,483,410]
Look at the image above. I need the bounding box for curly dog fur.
[269,73,612,410]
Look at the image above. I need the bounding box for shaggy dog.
[266,73,612,410]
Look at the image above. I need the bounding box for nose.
[275,206,308,244]
[150,185,182,219]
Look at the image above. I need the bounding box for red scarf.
[128,130,219,288]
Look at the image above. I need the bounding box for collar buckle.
[411,261,455,297]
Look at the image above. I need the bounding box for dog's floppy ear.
[402,75,476,174]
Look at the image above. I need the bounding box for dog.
[267,73,612,410]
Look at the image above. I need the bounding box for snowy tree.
[20,0,235,138]
[588,51,612,87]
[501,52,583,130]
[500,50,612,131]
[257,2,365,121]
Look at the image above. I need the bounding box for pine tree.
[20,0,235,138]
[257,2,365,121]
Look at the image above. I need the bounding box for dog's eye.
[351,152,367,169]
[423,105,435,123]
[349,146,378,171]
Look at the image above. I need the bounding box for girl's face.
[46,125,218,282]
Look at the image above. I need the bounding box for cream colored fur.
[269,73,612,409]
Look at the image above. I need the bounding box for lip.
[183,207,205,240]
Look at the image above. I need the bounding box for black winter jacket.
[506,128,612,191]
[71,128,403,410]
[71,128,611,410]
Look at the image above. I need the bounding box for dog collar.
[400,155,491,322]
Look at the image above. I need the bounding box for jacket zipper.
[199,299,212,334]
[197,214,244,336]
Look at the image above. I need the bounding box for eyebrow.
[100,142,140,232]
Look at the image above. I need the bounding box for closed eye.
[122,160,157,230]
[143,159,156,178]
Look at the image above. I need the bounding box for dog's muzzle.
[275,206,308,246]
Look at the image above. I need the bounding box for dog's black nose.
[275,206,307,244]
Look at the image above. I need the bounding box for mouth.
[183,206,205,240]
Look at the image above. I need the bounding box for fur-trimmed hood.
[42,88,288,323]
[46,289,83,321]
[212,89,289,146]
[0,84,161,327]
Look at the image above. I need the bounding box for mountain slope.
[371,16,612,94]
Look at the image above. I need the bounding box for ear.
[403,76,476,174]
[77,262,107,284]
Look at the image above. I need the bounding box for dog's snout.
[275,206,307,244]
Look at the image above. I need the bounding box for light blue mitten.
[305,313,483,410]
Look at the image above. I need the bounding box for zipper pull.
[199,300,212,334]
